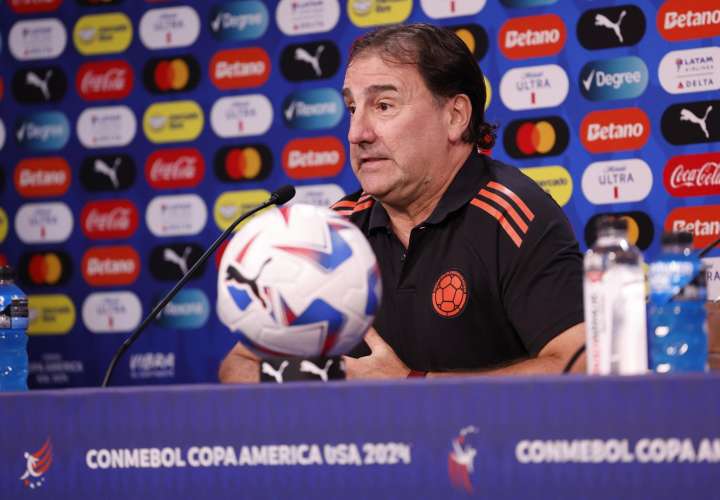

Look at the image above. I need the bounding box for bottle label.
[649,259,705,303]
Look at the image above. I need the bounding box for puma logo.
[294,45,325,76]
[225,259,272,309]
[93,158,121,189]
[680,105,713,139]
[26,70,53,100]
[299,359,333,382]
[163,246,192,275]
[262,360,289,383]
[594,10,627,43]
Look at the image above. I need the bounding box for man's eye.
[347,105,356,115]
[378,102,390,111]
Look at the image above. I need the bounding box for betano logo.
[577,5,646,50]
[146,148,205,189]
[9,18,67,61]
[14,157,71,198]
[347,0,412,27]
[143,55,201,94]
[73,12,132,55]
[76,60,133,101]
[659,47,720,95]
[449,24,488,61]
[581,159,653,205]
[282,88,344,130]
[19,251,71,287]
[76,105,136,149]
[209,1,269,41]
[210,48,271,90]
[503,116,569,159]
[579,56,648,101]
[9,0,61,14]
[282,136,345,179]
[15,202,73,244]
[156,288,209,329]
[214,144,273,182]
[658,0,720,41]
[420,0,486,19]
[499,14,566,60]
[665,205,720,248]
[580,108,650,153]
[145,194,207,237]
[82,291,141,334]
[139,6,200,49]
[519,166,572,206]
[82,246,140,287]
[143,101,204,144]
[276,0,340,36]
[15,112,70,151]
[664,152,720,197]
[81,199,138,240]
[499,64,569,111]
[28,294,75,335]
[585,211,654,250]
[210,95,273,138]
[214,189,270,230]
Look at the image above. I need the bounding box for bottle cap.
[660,231,693,247]
[594,215,616,231]
[0,265,15,282]
[612,218,628,231]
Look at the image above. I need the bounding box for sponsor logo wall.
[0,0,717,389]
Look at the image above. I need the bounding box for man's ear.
[446,94,472,143]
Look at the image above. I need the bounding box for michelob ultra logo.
[499,64,569,111]
[9,0,61,14]
[15,112,70,151]
[14,202,73,244]
[658,0,720,41]
[143,55,201,94]
[145,148,205,189]
[282,88,344,130]
[73,13,132,55]
[214,189,271,230]
[577,5,646,50]
[282,136,345,179]
[210,95,273,138]
[12,66,67,104]
[81,199,139,240]
[503,116,569,159]
[585,211,654,250]
[579,56,648,101]
[280,40,341,82]
[14,157,71,198]
[499,14,566,60]
[664,152,720,197]
[519,166,573,206]
[9,18,67,61]
[665,205,720,249]
[82,291,141,334]
[19,251,72,287]
[139,6,200,50]
[210,48,271,90]
[82,246,140,286]
[658,47,720,95]
[420,0,486,18]
[76,60,134,101]
[209,1,269,41]
[214,144,273,183]
[705,256,720,300]
[76,105,137,149]
[28,294,75,335]
[347,0,412,27]
[156,288,209,329]
[449,24,488,61]
[80,154,135,192]
[143,101,204,144]
[145,194,207,237]
[581,159,653,205]
[661,99,720,145]
[580,107,650,153]
[276,0,340,36]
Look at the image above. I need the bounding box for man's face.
[342,53,452,206]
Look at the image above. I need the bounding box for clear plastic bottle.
[648,231,707,373]
[584,216,648,375]
[0,265,29,391]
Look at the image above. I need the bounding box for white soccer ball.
[217,203,381,357]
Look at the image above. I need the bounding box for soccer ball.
[217,203,381,357]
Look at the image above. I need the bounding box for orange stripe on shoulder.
[331,200,356,210]
[486,181,535,221]
[470,198,523,248]
[477,188,528,234]
[352,199,374,213]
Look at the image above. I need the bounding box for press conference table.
[2,374,719,499]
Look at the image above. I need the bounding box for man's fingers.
[364,327,385,352]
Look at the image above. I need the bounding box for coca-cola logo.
[82,245,140,286]
[76,60,133,101]
[145,148,205,189]
[14,157,71,198]
[81,199,138,240]
[664,152,720,197]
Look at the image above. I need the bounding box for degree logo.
[658,47,720,95]
[280,40,341,82]
[14,202,73,244]
[347,0,412,27]
[214,189,270,231]
[156,288,209,329]
[76,105,136,149]
[580,108,650,153]
[9,18,67,61]
[143,100,204,144]
[449,24,488,61]
[80,154,135,192]
[577,5,646,50]
[140,6,200,49]
[82,246,140,287]
[12,67,67,104]
[519,166,573,207]
[579,56,648,101]
[282,88,344,130]
[581,159,653,205]
[275,0,340,36]
[143,55,201,94]
[145,194,207,237]
[28,294,75,335]
[499,64,569,111]
[149,243,205,281]
[665,205,720,249]
[81,199,139,240]
[585,211,654,250]
[210,95,273,138]
[503,116,569,159]
[499,14,566,60]
[73,12,132,56]
[82,291,141,334]
[8,0,62,14]
[661,99,720,145]
[76,60,133,101]
[420,0,486,19]
[14,157,71,198]
[210,48,270,90]
[146,148,205,189]
[209,1,269,41]
[664,152,720,197]
[214,144,272,183]
[19,251,72,287]
[658,0,720,42]
[281,136,345,179]
[15,112,70,152]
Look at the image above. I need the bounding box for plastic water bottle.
[0,265,29,391]
[648,232,707,373]
[584,216,648,375]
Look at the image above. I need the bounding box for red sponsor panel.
[664,152,720,197]
[82,245,140,286]
[8,0,62,13]
[657,0,720,41]
[580,108,650,153]
[76,60,134,101]
[81,199,138,240]
[665,205,720,249]
[14,157,71,198]
[281,137,345,180]
[210,48,271,90]
[499,14,566,60]
[0,255,6,266]
[145,148,205,189]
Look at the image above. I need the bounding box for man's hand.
[343,327,410,379]
[218,342,260,383]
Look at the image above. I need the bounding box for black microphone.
[101,185,296,387]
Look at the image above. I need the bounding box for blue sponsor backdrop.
[0,1,718,387]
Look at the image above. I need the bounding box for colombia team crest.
[432,270,468,318]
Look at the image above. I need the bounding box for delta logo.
[8,18,67,61]
[15,112,70,151]
[73,12,133,56]
[499,64,569,111]
[155,289,210,330]
[214,144,272,183]
[280,40,341,82]
[448,24,488,61]
[503,116,569,159]
[76,60,133,101]
[499,14,566,60]
[143,101,204,144]
[145,148,205,189]
[658,47,720,95]
[581,159,653,205]
[139,6,200,50]
[82,291,142,334]
[579,56,648,101]
[19,251,72,287]
[145,194,208,237]
[210,48,270,90]
[210,95,273,138]
[520,166,573,207]
[658,0,720,42]
[420,0,486,19]
[149,243,205,281]
[664,152,720,197]
[209,1,269,41]
[577,5,646,50]
[585,211,654,250]
[80,154,135,192]
[661,99,720,145]
[14,157,71,198]
[282,136,345,179]
[81,199,139,240]
[27,294,75,335]
[19,438,53,489]
[82,246,140,286]
[347,0,412,28]
[275,0,340,36]
[76,105,137,149]
[14,202,73,244]
[282,88,344,130]
[580,108,650,153]
[143,55,201,94]
[665,205,720,249]
[12,66,67,104]
[9,0,61,14]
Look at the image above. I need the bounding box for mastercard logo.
[449,24,489,61]
[584,211,654,250]
[19,251,72,286]
[143,55,201,94]
[214,145,272,183]
[503,116,568,158]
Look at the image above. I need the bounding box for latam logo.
[210,95,273,138]
[81,199,139,240]
[139,6,200,49]
[19,251,72,287]
[72,12,133,56]
[665,205,720,249]
[501,0,555,6]
[282,88,344,130]
[503,116,569,159]
[9,18,67,61]
[82,291,141,334]
[580,108,650,153]
[499,14,566,60]
[76,60,133,101]
[209,1,269,41]
[289,184,346,208]
[499,64,569,111]
[581,159,653,205]
[659,47,720,95]
[420,0,486,19]
[347,0,412,27]
[661,99,720,145]
[210,48,270,90]
[149,243,205,281]
[80,154,135,192]
[275,0,340,36]
[82,246,140,287]
[15,202,73,244]
[577,5,646,50]
[449,24,488,61]
[519,166,573,207]
[145,148,205,189]
[76,106,136,148]
[27,294,76,335]
[585,211,654,250]
[15,112,70,151]
[664,152,720,197]
[156,288,209,329]
[14,157,71,198]
[8,0,61,14]
[214,144,272,182]
[280,40,341,82]
[579,56,648,101]
[12,67,67,104]
[281,136,345,179]
[143,55,201,94]
[145,194,207,237]
[658,0,720,41]
[143,101,204,144]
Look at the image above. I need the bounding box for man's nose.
[347,108,375,145]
